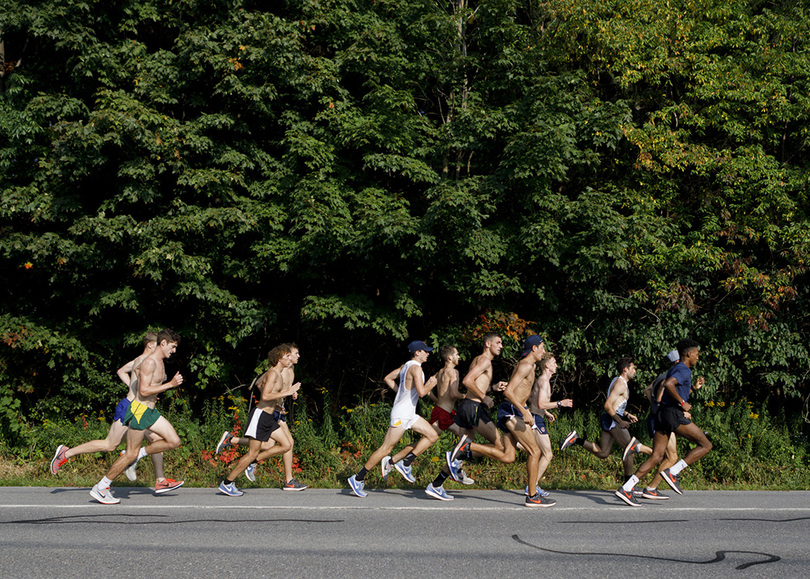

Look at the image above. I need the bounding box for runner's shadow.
[545,489,619,506]
[49,487,155,497]
[442,491,526,506]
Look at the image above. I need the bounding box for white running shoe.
[381,456,393,481]
[90,484,120,505]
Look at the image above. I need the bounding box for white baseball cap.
[666,349,680,363]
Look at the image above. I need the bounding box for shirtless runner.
[89,329,185,504]
[215,343,307,491]
[523,352,572,496]
[51,332,172,489]
[488,334,556,507]
[218,343,301,496]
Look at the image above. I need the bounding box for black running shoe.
[622,437,641,461]
[642,487,669,500]
[661,468,683,495]
[560,430,578,451]
[615,486,641,507]
[449,435,471,464]
[525,493,556,508]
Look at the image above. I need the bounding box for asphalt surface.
[1,486,808,577]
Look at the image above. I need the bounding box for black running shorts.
[654,405,692,435]
[453,399,492,429]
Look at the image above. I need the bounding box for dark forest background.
[2,0,809,440]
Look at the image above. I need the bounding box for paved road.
[1,487,808,577]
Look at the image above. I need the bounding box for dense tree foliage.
[2,0,808,436]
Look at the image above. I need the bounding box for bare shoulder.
[140,356,158,373]
[611,377,629,395]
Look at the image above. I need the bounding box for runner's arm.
[384,366,402,393]
[461,358,490,400]
[116,358,138,385]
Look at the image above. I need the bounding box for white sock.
[670,459,688,476]
[622,475,639,491]
[99,476,113,491]
[136,447,148,461]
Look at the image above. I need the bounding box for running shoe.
[622,437,642,462]
[50,445,69,475]
[448,457,471,484]
[155,478,184,494]
[614,486,641,507]
[394,460,416,483]
[661,468,683,495]
[348,475,367,498]
[124,456,139,482]
[632,485,643,498]
[449,435,471,464]
[425,483,454,501]
[245,462,257,482]
[560,430,578,451]
[459,468,475,485]
[381,456,393,481]
[90,483,120,505]
[215,431,233,455]
[446,451,461,481]
[524,486,550,497]
[642,487,670,500]
[282,478,308,491]
[525,493,556,508]
[218,480,244,497]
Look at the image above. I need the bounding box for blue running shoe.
[348,475,367,497]
[524,486,550,497]
[425,483,454,501]
[218,480,243,497]
[245,462,257,482]
[446,451,461,481]
[394,460,416,483]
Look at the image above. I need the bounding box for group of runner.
[50,329,712,508]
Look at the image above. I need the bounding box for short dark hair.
[142,331,158,347]
[482,332,501,345]
[677,338,699,359]
[268,343,298,366]
[440,345,457,362]
[157,328,180,345]
[617,356,634,375]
